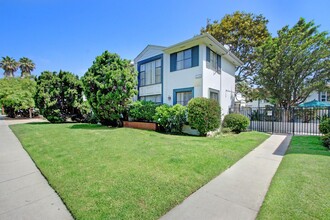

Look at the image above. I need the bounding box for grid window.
[176,91,193,106]
[210,90,219,102]
[139,59,162,86]
[177,49,192,70]
[320,92,330,102]
[207,47,221,73]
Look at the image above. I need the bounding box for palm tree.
[0,56,19,77]
[19,57,35,78]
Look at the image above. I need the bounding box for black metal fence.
[232,106,330,135]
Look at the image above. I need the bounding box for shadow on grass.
[284,136,330,157]
[25,122,51,125]
[69,124,116,130]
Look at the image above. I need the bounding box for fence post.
[272,107,275,133]
[292,107,295,136]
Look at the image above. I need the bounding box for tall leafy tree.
[0,56,19,77]
[201,11,270,95]
[19,57,35,78]
[36,70,84,123]
[256,18,330,109]
[82,51,137,126]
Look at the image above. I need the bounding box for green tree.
[0,56,19,78]
[0,78,36,118]
[82,51,137,126]
[36,70,84,123]
[256,18,330,109]
[19,57,35,78]
[201,11,270,95]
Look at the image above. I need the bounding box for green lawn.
[11,123,268,220]
[258,136,330,220]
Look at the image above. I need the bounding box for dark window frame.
[206,47,221,73]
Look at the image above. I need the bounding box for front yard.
[258,136,330,219]
[11,123,268,220]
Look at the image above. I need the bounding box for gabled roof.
[134,45,166,64]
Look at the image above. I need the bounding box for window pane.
[184,49,191,59]
[155,68,161,83]
[141,95,161,103]
[210,91,219,102]
[140,71,145,86]
[145,62,152,85]
[177,61,183,70]
[155,59,161,67]
[140,64,145,71]
[184,58,191,69]
[177,52,183,61]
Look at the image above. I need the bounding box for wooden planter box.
[123,121,157,131]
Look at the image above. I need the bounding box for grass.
[11,123,268,220]
[257,136,330,220]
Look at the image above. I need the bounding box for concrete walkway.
[0,116,73,220]
[161,134,292,220]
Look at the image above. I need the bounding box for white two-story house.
[134,33,243,115]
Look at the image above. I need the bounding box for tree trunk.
[29,108,32,118]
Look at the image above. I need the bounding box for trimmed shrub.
[223,113,250,133]
[321,133,330,149]
[187,97,221,135]
[154,104,187,133]
[319,118,330,134]
[129,100,157,122]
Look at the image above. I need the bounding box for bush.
[154,104,187,133]
[187,97,221,135]
[223,113,250,133]
[319,118,330,134]
[36,71,84,123]
[82,51,137,126]
[321,133,330,149]
[0,78,36,118]
[129,100,157,122]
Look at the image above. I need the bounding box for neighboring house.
[244,89,330,108]
[134,33,243,115]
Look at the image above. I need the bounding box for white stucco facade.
[134,33,242,116]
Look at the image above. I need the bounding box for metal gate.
[235,107,330,135]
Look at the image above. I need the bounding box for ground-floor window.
[209,89,219,103]
[173,88,194,106]
[140,95,161,103]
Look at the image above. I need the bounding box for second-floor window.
[206,47,221,73]
[177,49,192,70]
[170,46,199,72]
[139,59,162,86]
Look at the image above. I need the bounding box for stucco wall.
[162,49,203,105]
[201,44,236,116]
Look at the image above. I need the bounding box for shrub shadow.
[69,124,117,130]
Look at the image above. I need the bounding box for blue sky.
[1,0,329,77]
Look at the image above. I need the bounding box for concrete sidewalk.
[161,134,291,220]
[0,116,73,220]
